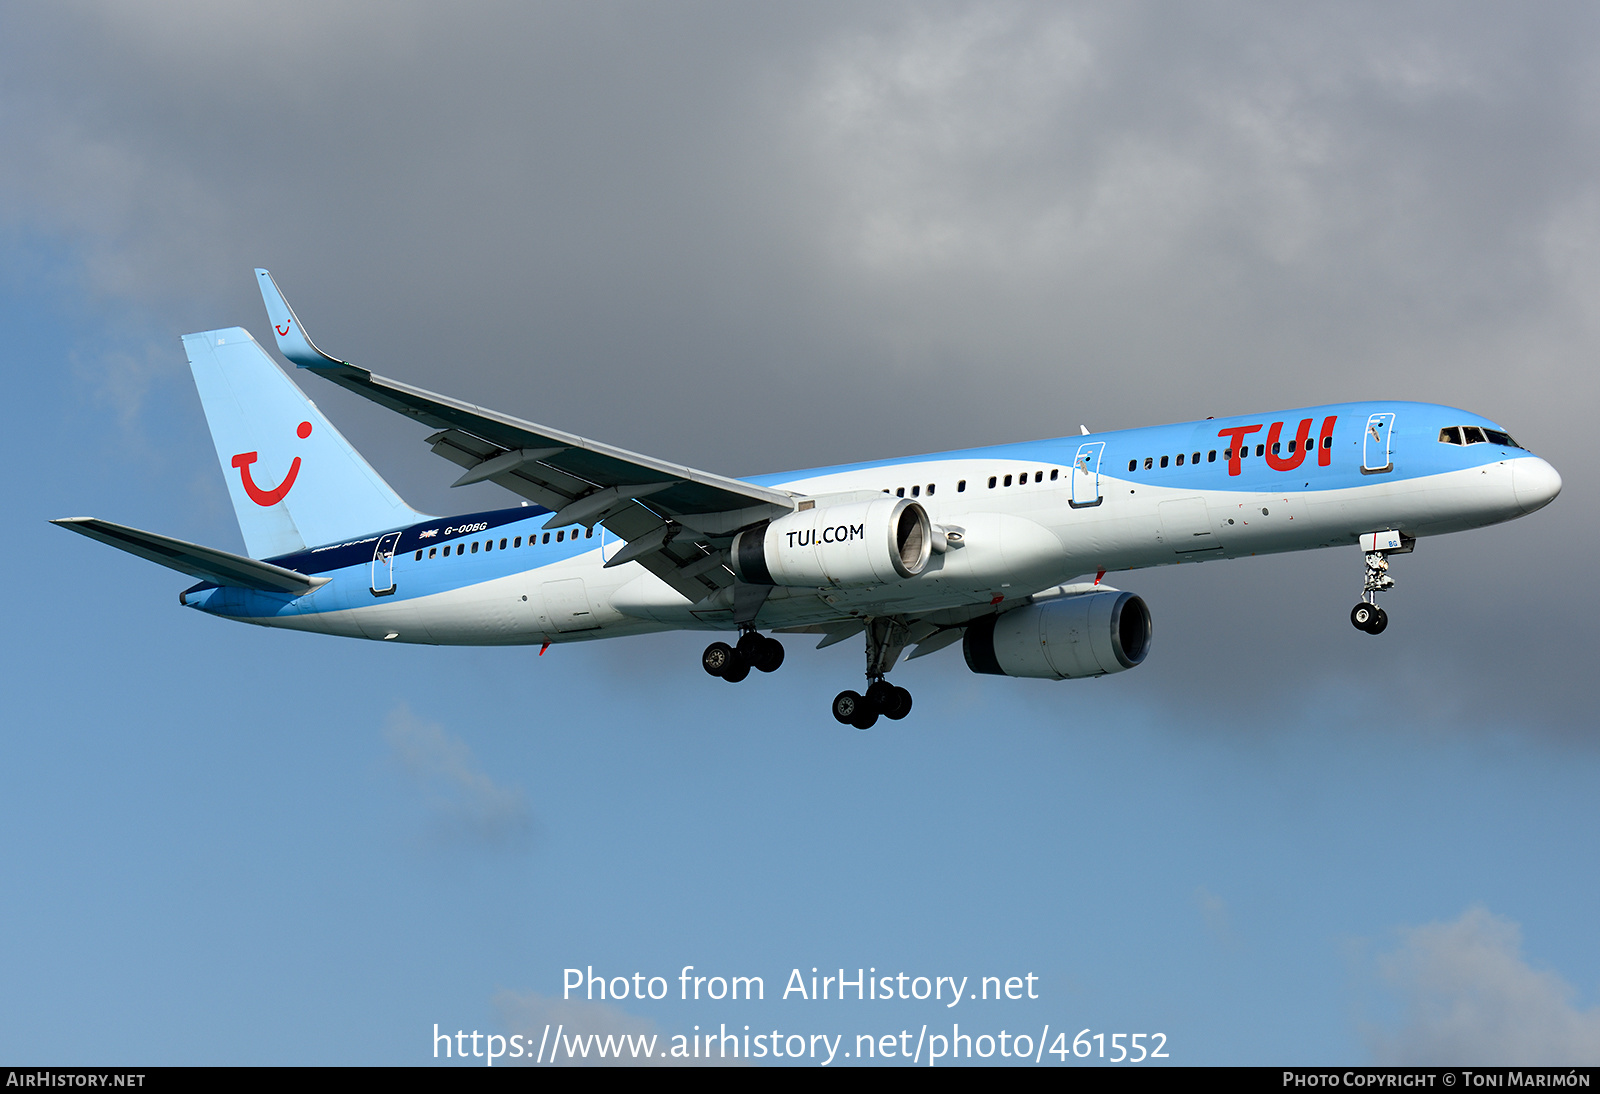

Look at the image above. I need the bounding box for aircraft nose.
[1513,457,1562,514]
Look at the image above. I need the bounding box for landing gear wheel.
[1369,607,1389,635]
[1350,603,1377,632]
[736,632,786,673]
[865,680,898,712]
[833,690,864,725]
[702,641,736,677]
[721,651,751,682]
[883,686,913,721]
[755,637,785,672]
[851,707,879,730]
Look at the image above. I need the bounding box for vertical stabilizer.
[183,327,424,558]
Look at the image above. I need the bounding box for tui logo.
[231,421,311,506]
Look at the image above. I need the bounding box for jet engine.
[731,498,933,588]
[963,590,1152,679]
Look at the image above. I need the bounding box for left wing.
[255,269,795,604]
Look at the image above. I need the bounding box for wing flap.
[52,517,325,594]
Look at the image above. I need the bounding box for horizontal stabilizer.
[51,517,325,594]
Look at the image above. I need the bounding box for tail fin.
[182,327,424,558]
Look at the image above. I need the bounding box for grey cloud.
[5,2,1597,734]
[1367,906,1600,1065]
[383,704,532,850]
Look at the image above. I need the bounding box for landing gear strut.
[831,619,914,729]
[702,630,784,683]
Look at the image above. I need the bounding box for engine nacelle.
[731,498,933,588]
[963,591,1152,679]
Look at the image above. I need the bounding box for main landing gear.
[1350,533,1406,635]
[831,618,914,730]
[702,630,785,683]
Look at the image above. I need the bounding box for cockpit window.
[1440,424,1522,449]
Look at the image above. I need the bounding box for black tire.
[754,637,785,673]
[833,690,863,724]
[722,651,750,682]
[865,680,898,712]
[702,641,735,677]
[1369,607,1389,635]
[737,632,765,660]
[884,686,913,721]
[851,707,879,731]
[1351,603,1376,632]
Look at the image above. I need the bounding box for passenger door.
[1070,441,1106,508]
[1362,413,1395,474]
[370,531,402,596]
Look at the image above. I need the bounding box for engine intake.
[963,591,1152,679]
[732,498,933,588]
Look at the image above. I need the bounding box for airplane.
[53,270,1563,729]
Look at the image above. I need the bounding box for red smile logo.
[276,322,292,337]
[231,421,311,506]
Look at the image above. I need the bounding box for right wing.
[255,269,796,604]
[51,517,325,594]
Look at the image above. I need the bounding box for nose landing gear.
[1350,531,1409,634]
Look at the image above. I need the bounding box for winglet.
[255,268,346,370]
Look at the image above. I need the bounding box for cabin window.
[500,538,507,550]
[1050,469,1059,481]
[910,485,919,497]
[415,550,423,561]
[1034,471,1043,483]
[957,480,967,492]
[927,483,936,495]
[586,527,593,538]
[556,530,565,542]
[484,539,493,552]
[988,476,997,488]
[1463,426,1487,444]
[1323,436,1333,449]
[1193,452,1201,464]
[471,541,479,553]
[1143,457,1153,470]
[896,487,905,497]
[1439,426,1462,445]
[1208,450,1217,462]
[1176,453,1185,466]
[513,536,521,548]
[1003,474,1013,486]
[1128,460,1137,472]
[1271,442,1281,454]
[1255,443,1265,457]
[1287,440,1297,453]
[1159,455,1169,468]
[429,547,437,559]
[542,533,550,544]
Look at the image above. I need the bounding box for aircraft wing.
[51,517,326,594]
[256,269,794,604]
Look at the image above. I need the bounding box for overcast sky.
[3,1,1597,1065]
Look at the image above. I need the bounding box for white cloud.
[1368,906,1600,1065]
[383,705,532,850]
[492,991,735,1067]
